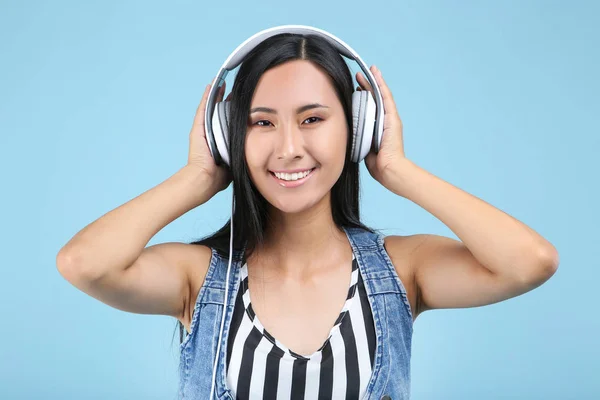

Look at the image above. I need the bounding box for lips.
[269,167,317,188]
[271,167,315,179]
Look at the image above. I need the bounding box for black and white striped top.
[226,253,377,399]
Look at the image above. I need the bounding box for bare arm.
[56,80,232,323]
[357,66,559,321]
[386,234,557,322]
[57,81,231,324]
[383,160,558,320]
[56,165,218,320]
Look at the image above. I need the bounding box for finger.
[192,82,212,137]
[356,71,372,92]
[372,66,399,116]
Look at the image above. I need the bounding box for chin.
[268,196,321,215]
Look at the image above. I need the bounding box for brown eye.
[303,116,322,124]
[254,120,273,127]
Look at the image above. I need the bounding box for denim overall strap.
[179,246,245,400]
[343,226,414,400]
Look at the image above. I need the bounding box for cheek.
[244,132,268,168]
[321,115,348,152]
[312,126,348,165]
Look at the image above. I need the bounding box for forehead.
[251,60,338,109]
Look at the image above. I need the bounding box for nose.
[275,122,305,161]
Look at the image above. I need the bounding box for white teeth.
[274,169,313,181]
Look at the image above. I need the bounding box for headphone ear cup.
[351,91,376,163]
[212,101,232,166]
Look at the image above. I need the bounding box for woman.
[57,31,559,400]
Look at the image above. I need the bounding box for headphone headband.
[204,25,384,165]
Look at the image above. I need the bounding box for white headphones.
[204,25,385,399]
[204,24,385,167]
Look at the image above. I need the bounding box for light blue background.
[1,0,597,398]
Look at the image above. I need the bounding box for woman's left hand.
[356,65,407,189]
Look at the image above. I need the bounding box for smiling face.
[244,59,348,215]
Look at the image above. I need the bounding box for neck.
[253,193,351,280]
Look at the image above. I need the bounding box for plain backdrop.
[1,0,598,399]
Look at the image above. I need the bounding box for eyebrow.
[249,103,329,115]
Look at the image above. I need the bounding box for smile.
[269,168,317,188]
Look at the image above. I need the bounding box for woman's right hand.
[187,79,232,194]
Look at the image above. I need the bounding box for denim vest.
[178,226,414,399]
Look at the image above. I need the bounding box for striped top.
[225,252,377,399]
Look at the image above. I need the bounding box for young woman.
[57,31,559,400]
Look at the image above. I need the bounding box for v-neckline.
[238,252,359,360]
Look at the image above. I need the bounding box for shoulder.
[383,234,432,262]
[382,234,433,321]
[185,243,214,273]
[183,243,214,295]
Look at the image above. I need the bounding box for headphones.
[203,25,384,399]
[204,24,385,167]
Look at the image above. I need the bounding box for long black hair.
[174,32,378,346]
